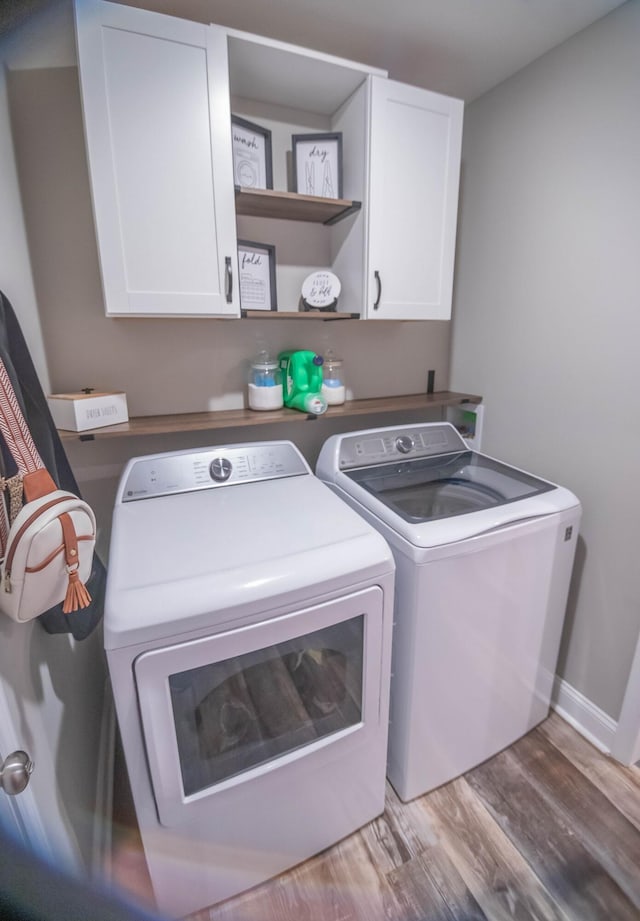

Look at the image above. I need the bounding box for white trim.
[611,633,640,765]
[91,680,116,880]
[551,676,617,754]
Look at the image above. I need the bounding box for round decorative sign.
[301,271,341,311]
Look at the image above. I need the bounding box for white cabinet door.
[366,77,463,320]
[75,1,239,317]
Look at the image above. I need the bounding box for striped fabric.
[0,358,45,555]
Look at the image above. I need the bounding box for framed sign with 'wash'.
[231,116,273,190]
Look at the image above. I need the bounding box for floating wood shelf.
[234,186,361,225]
[59,392,482,441]
[241,309,359,320]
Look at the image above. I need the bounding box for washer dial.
[209,457,232,481]
[395,435,414,455]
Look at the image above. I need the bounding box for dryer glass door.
[169,615,363,796]
[134,585,384,826]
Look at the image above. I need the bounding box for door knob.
[0,750,34,796]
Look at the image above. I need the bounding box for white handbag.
[0,360,96,623]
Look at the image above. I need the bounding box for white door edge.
[0,678,54,861]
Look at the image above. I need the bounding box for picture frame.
[292,132,343,200]
[237,240,277,312]
[231,116,273,190]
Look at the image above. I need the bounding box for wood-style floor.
[110,714,640,921]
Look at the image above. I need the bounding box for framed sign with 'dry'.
[292,133,343,199]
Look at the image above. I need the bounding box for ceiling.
[1,0,630,101]
[126,0,629,102]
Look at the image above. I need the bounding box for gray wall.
[450,0,640,720]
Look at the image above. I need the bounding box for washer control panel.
[120,442,309,501]
[337,423,467,470]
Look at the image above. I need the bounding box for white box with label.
[48,391,129,431]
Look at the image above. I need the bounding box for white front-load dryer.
[105,441,394,918]
[317,423,582,803]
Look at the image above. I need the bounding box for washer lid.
[345,451,554,523]
[104,474,393,648]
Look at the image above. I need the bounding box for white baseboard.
[551,676,617,754]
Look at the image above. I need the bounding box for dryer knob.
[395,435,414,454]
[209,457,232,481]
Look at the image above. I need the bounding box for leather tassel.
[59,511,91,613]
[63,568,92,613]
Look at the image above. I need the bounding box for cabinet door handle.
[373,270,382,310]
[225,257,233,303]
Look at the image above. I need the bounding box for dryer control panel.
[337,423,467,470]
[118,442,310,501]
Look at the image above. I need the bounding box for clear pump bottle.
[321,349,346,405]
[248,350,283,411]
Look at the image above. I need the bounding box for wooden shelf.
[59,392,482,441]
[241,309,359,320]
[234,186,361,225]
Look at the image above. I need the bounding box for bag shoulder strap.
[0,358,45,475]
[0,359,57,501]
[0,358,57,556]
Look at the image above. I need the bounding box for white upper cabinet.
[74,2,463,321]
[74,0,240,317]
[364,78,463,320]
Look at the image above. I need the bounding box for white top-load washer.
[316,422,581,802]
[105,441,394,918]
